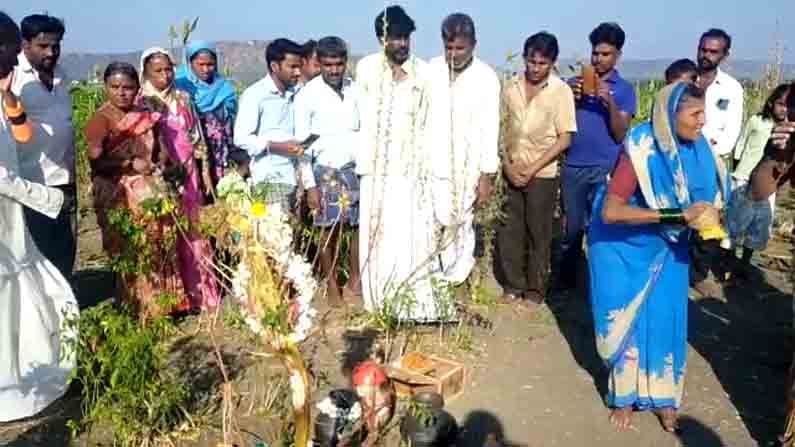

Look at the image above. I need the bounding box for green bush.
[71,84,105,210]
[63,302,189,446]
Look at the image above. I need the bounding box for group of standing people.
[232,7,501,322]
[3,5,795,438]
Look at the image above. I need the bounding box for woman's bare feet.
[609,406,633,431]
[654,407,679,432]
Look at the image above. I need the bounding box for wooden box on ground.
[385,352,466,402]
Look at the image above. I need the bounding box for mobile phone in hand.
[301,133,320,148]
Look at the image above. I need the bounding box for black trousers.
[24,183,77,280]
[495,177,558,296]
[689,236,724,284]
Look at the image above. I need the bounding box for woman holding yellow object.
[588,81,730,432]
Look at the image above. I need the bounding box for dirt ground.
[2,194,794,446]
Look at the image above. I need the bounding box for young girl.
[727,84,791,277]
[733,84,790,190]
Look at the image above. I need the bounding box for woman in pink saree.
[139,47,220,311]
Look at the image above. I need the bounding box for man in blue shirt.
[558,23,637,290]
[234,38,317,212]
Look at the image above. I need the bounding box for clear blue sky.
[4,0,794,65]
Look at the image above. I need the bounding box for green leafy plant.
[406,399,435,429]
[71,85,105,211]
[106,197,182,276]
[63,303,190,446]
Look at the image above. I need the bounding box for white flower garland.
[222,173,318,343]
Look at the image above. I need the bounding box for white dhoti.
[359,174,446,321]
[433,178,477,285]
[0,117,78,422]
[0,259,77,422]
[425,56,501,286]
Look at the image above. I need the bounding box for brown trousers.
[495,176,558,297]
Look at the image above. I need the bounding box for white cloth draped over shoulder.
[355,52,449,322]
[426,56,501,284]
[0,114,77,422]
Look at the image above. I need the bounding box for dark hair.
[103,62,139,85]
[760,83,790,120]
[228,148,251,165]
[374,5,416,39]
[589,22,625,51]
[664,58,697,83]
[316,36,347,60]
[788,82,795,123]
[302,39,317,59]
[441,13,476,43]
[189,49,216,62]
[20,14,65,41]
[700,28,732,51]
[0,11,20,44]
[266,38,303,72]
[523,31,559,62]
[675,82,706,111]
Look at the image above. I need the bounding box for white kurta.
[0,114,77,422]
[356,53,446,321]
[426,56,501,284]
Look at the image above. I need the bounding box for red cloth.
[607,151,639,201]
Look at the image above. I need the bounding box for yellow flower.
[160,199,176,215]
[339,192,350,210]
[250,201,268,219]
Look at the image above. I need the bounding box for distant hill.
[61,40,795,85]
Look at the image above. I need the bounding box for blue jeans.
[559,165,610,286]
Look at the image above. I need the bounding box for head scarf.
[624,81,730,242]
[175,40,237,116]
[139,47,179,112]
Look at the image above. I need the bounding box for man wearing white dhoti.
[356,6,446,321]
[0,13,77,422]
[426,13,500,285]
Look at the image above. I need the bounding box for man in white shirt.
[12,14,75,280]
[697,28,744,162]
[691,28,744,298]
[233,38,316,213]
[294,36,362,306]
[299,39,321,86]
[426,13,500,286]
[355,6,444,321]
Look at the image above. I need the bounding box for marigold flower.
[250,201,268,219]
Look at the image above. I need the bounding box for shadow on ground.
[675,415,726,446]
[340,328,380,378]
[0,388,81,446]
[547,235,608,402]
[689,290,790,445]
[457,409,526,447]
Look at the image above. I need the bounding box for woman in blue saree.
[175,40,238,190]
[589,81,730,431]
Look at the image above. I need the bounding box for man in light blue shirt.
[293,36,361,305]
[234,38,315,212]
